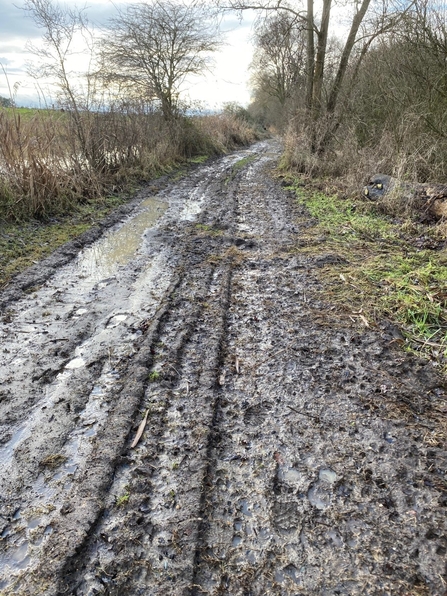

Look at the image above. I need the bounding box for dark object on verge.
[363,174,447,221]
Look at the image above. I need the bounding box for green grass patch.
[194,223,224,236]
[290,181,447,369]
[116,491,130,507]
[361,253,447,343]
[1,106,56,118]
[188,154,209,164]
[148,371,161,382]
[303,190,396,242]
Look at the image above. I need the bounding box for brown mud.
[0,140,446,595]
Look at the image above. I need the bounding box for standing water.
[76,197,167,281]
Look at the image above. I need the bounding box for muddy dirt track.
[0,140,446,595]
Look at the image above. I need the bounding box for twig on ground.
[131,409,150,448]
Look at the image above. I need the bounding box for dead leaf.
[131,409,150,449]
[235,356,240,374]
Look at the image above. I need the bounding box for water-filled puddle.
[275,564,301,585]
[319,468,337,484]
[180,190,206,221]
[27,517,41,530]
[76,196,167,281]
[0,426,30,462]
[107,314,128,328]
[279,467,302,485]
[307,484,331,510]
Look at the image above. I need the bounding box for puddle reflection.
[76,197,167,281]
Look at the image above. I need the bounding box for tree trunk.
[311,0,331,118]
[305,0,314,111]
[326,0,371,115]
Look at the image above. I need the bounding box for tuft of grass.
[188,155,209,164]
[116,492,130,507]
[225,154,257,185]
[148,371,161,382]
[195,223,224,236]
[290,181,447,370]
[361,254,447,345]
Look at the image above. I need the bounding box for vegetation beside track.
[286,177,447,373]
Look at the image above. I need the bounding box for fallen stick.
[131,409,150,448]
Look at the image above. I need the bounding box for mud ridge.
[60,261,220,593]
[189,260,234,596]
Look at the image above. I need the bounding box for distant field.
[1,106,60,119]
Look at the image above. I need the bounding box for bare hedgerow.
[0,107,258,222]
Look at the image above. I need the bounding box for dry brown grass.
[281,110,447,212]
[196,113,258,152]
[0,108,258,222]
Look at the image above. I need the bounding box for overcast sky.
[0,0,256,109]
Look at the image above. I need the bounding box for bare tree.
[22,0,101,168]
[100,0,221,122]
[251,11,306,107]
[221,0,414,153]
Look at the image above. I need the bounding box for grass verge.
[286,177,447,373]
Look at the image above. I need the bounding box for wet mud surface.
[0,140,446,595]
